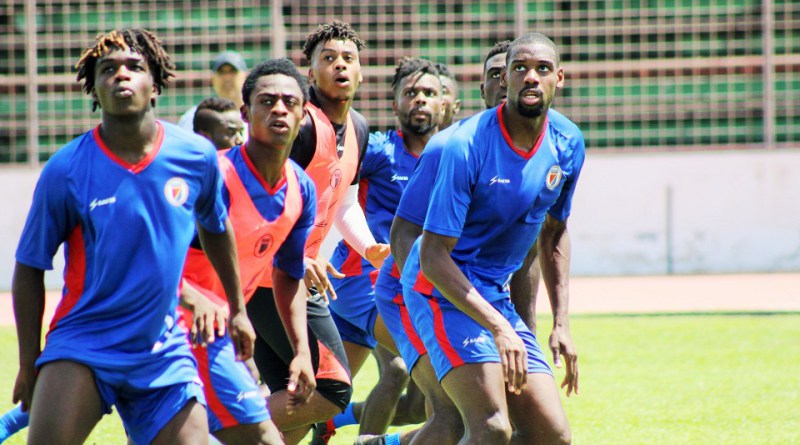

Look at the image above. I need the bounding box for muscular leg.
[358,344,410,434]
[392,378,426,426]
[440,362,512,445]
[152,400,209,445]
[27,361,104,445]
[343,340,374,378]
[507,373,571,445]
[213,420,284,445]
[406,354,462,445]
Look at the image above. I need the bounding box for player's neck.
[501,105,547,151]
[401,127,437,157]
[245,141,288,187]
[312,86,352,125]
[99,112,159,162]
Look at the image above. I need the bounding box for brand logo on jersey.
[164,177,189,206]
[546,165,563,190]
[89,196,116,211]
[462,335,488,348]
[330,169,343,189]
[254,234,273,258]
[391,174,409,182]
[489,175,511,186]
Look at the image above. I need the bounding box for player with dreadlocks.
[12,28,254,445]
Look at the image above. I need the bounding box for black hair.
[194,97,238,133]
[75,29,174,111]
[302,21,365,62]
[391,57,440,96]
[434,62,455,81]
[484,40,511,71]
[241,58,310,106]
[506,33,561,66]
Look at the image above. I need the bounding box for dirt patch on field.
[1,273,799,327]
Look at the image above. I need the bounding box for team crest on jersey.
[164,177,189,206]
[546,165,563,191]
[330,169,343,190]
[254,234,273,258]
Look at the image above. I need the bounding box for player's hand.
[304,256,343,302]
[13,364,37,412]
[227,310,256,361]
[550,324,579,397]
[493,323,528,395]
[286,350,316,414]
[365,243,390,270]
[186,289,228,346]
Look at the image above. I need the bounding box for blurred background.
[1,1,799,288]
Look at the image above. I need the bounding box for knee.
[549,422,572,445]
[474,413,512,444]
[378,361,410,393]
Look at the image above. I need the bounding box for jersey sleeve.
[193,142,229,233]
[15,156,77,270]
[395,147,441,226]
[422,134,477,238]
[360,131,386,179]
[273,170,318,280]
[547,131,586,221]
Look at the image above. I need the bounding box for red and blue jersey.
[219,146,316,284]
[16,121,227,368]
[331,130,420,277]
[375,122,462,294]
[400,105,586,302]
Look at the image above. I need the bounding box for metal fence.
[1,0,798,165]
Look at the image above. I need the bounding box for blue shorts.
[38,327,207,445]
[403,286,552,382]
[193,334,270,432]
[329,245,379,349]
[330,307,378,349]
[375,270,427,373]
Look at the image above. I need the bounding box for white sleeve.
[333,183,377,258]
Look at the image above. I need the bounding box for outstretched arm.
[538,214,579,396]
[12,263,46,411]
[196,219,255,361]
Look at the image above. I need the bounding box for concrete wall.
[2,148,799,290]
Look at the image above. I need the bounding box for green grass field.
[2,314,798,444]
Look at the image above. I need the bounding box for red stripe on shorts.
[412,270,434,295]
[427,297,464,367]
[392,293,426,354]
[194,345,238,428]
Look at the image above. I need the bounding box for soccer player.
[193,97,245,150]
[400,32,581,445]
[179,58,319,445]
[481,40,510,109]
[12,29,254,445]
[316,57,444,442]
[178,51,248,132]
[245,21,387,445]
[434,63,462,129]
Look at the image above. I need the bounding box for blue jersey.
[16,121,227,368]
[376,122,462,290]
[331,130,419,276]
[400,105,585,302]
[222,145,316,281]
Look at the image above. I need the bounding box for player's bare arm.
[196,219,255,361]
[388,216,423,274]
[538,214,579,396]
[272,267,316,410]
[11,263,46,412]
[419,230,528,394]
